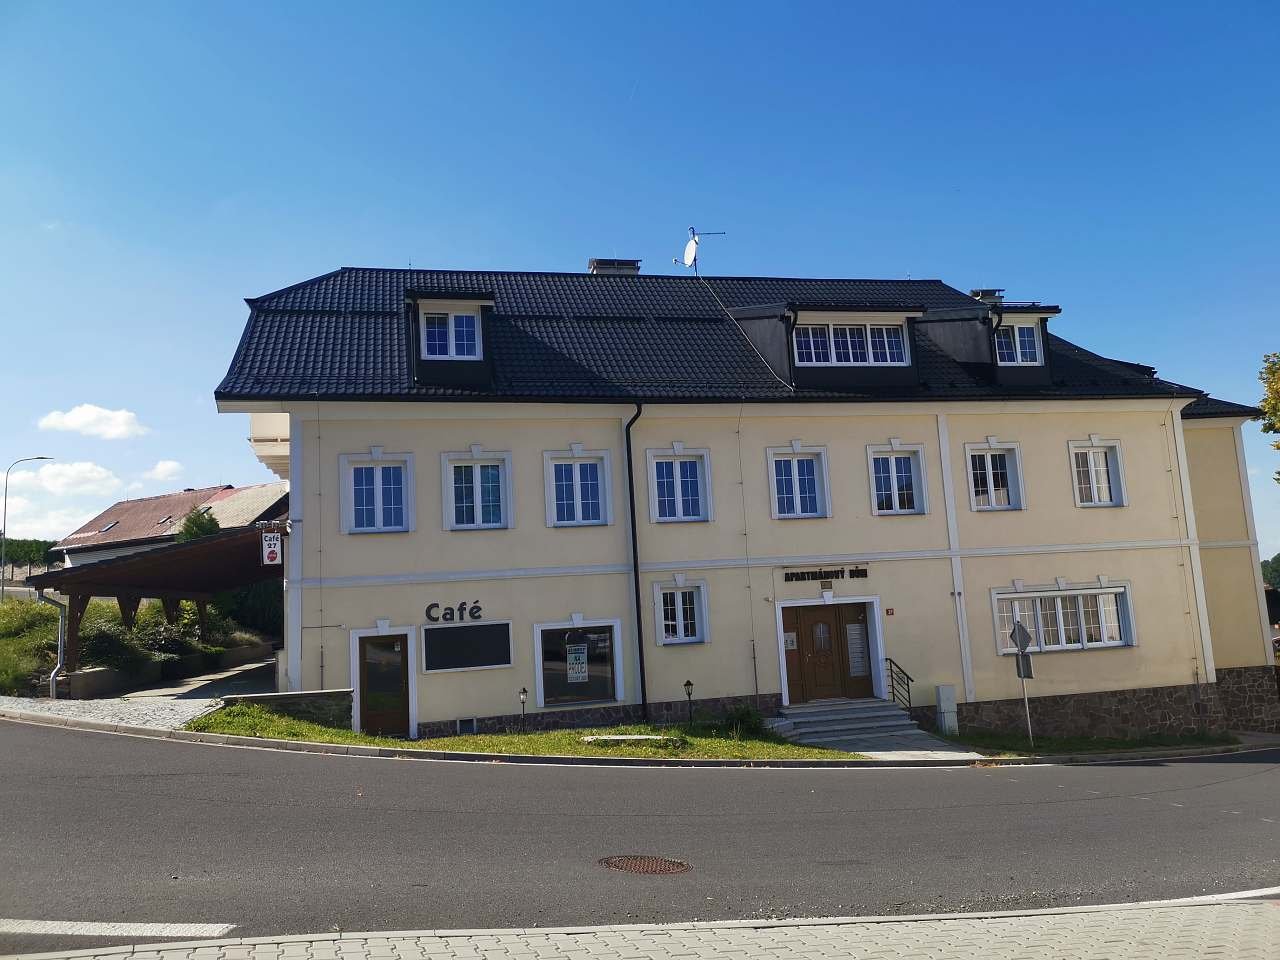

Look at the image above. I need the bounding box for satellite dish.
[682,235,699,268]
[675,225,726,274]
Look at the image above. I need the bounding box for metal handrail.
[884,657,914,711]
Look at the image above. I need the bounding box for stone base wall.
[224,689,353,727]
[955,681,1228,739]
[1214,665,1280,733]
[418,693,782,738]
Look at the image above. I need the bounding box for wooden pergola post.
[65,593,90,673]
[117,593,141,630]
[161,597,182,625]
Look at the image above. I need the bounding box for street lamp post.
[1,456,52,603]
[518,687,528,733]
[683,679,694,726]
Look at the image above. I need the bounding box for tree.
[175,508,220,542]
[1263,552,1280,590]
[1261,352,1280,485]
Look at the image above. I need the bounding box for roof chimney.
[588,258,642,276]
[970,288,1005,306]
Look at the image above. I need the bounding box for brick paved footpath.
[8,901,1279,960]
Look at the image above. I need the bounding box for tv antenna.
[674,225,725,276]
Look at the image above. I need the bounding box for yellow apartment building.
[216,263,1278,740]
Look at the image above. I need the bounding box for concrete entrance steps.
[768,698,985,761]
[767,697,920,741]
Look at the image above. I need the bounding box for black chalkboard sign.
[424,622,512,672]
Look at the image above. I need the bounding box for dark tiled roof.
[1181,396,1262,419]
[216,266,1210,405]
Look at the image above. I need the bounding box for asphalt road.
[1,720,1278,955]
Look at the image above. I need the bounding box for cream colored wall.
[1183,419,1272,668]
[274,397,1239,724]
[947,408,1187,550]
[1184,422,1249,542]
[961,547,1206,701]
[1200,547,1270,668]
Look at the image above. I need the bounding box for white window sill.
[448,524,510,532]
[796,362,911,368]
[872,510,926,517]
[658,637,706,646]
[550,520,608,528]
[422,354,483,362]
[348,526,411,535]
[1075,502,1123,509]
[998,642,1130,655]
[775,513,827,520]
[973,505,1022,513]
[653,516,709,524]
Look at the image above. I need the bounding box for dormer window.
[994,323,1042,365]
[420,312,482,360]
[794,323,908,366]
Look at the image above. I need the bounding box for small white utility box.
[935,683,959,735]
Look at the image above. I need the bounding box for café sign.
[426,600,484,623]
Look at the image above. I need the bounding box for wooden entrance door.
[359,634,409,737]
[783,603,874,703]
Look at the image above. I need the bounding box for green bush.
[0,598,59,694]
[718,703,766,739]
[78,618,154,671]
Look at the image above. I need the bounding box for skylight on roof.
[157,515,173,525]
[99,520,118,533]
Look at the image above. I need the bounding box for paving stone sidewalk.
[10,902,1280,960]
[0,695,217,730]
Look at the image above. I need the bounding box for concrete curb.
[0,705,1270,769]
[6,893,1278,960]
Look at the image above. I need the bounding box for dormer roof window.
[793,322,909,367]
[994,323,1043,366]
[420,312,482,360]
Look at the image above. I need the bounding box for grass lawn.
[943,729,1238,758]
[188,702,861,760]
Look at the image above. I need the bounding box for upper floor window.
[994,323,1042,365]
[867,442,927,516]
[420,312,482,360]
[340,448,415,534]
[1069,437,1126,508]
[995,584,1132,652]
[965,439,1024,511]
[653,578,709,645]
[793,323,909,366]
[441,447,512,530]
[767,444,831,519]
[543,446,612,527]
[646,444,712,523]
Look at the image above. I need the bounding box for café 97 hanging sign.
[426,600,484,623]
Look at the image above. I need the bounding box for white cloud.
[2,498,95,540]
[38,404,149,439]
[142,459,183,482]
[8,461,122,498]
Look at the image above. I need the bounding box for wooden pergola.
[26,522,285,671]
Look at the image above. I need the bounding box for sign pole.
[1020,674,1034,750]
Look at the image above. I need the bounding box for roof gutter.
[623,402,649,721]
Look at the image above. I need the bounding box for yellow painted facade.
[233,394,1272,735]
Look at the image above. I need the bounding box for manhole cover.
[599,855,691,875]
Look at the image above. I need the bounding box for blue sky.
[1,1,1277,556]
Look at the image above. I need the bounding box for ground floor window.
[995,586,1131,652]
[537,622,618,706]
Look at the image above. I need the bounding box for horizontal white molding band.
[297,538,1191,588]
[1197,539,1258,550]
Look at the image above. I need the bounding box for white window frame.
[421,619,514,674]
[1068,436,1127,508]
[792,322,911,367]
[652,576,710,645]
[964,437,1025,512]
[532,614,625,709]
[767,442,832,519]
[990,578,1136,654]
[339,447,416,534]
[441,445,514,531]
[542,445,613,527]
[419,311,484,360]
[993,322,1043,366]
[866,441,929,516]
[645,443,713,523]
